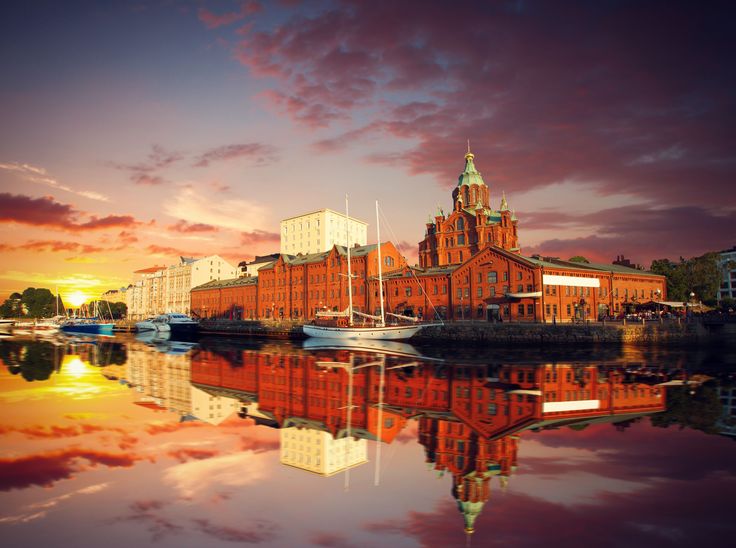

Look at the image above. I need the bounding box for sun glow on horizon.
[66,291,89,307]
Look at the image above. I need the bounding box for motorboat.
[135,317,157,332]
[149,313,199,335]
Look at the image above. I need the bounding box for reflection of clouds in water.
[163,451,269,499]
[0,482,110,524]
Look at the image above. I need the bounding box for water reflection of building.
[281,426,368,476]
[125,341,198,419]
[190,347,667,536]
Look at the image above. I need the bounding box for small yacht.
[147,313,199,335]
[135,317,157,332]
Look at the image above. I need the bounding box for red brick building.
[191,150,666,322]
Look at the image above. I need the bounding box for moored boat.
[60,318,114,335]
[303,199,439,341]
[149,313,199,335]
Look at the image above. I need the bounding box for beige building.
[191,386,240,425]
[280,426,368,476]
[127,255,238,319]
[280,209,367,255]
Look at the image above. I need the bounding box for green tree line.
[650,252,722,305]
[0,288,64,318]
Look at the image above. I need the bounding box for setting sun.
[67,291,88,308]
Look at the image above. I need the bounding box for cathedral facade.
[419,149,519,268]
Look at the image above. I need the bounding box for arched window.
[457,218,465,231]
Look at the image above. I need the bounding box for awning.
[654,301,687,308]
[506,291,543,299]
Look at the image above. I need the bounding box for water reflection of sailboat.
[302,337,424,359]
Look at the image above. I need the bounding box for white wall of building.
[127,255,238,319]
[280,209,368,255]
[280,427,367,476]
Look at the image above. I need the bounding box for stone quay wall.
[198,319,725,346]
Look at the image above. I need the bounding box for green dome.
[457,152,487,187]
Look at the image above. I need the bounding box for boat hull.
[61,323,114,335]
[302,324,423,340]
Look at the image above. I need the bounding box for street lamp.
[654,288,661,321]
[580,298,586,323]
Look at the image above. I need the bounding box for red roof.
[134,265,166,274]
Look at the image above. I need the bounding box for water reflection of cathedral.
[186,345,665,535]
[113,341,668,536]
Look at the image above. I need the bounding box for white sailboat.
[303,199,433,341]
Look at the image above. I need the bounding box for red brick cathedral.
[420,148,519,267]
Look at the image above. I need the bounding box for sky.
[1,0,734,303]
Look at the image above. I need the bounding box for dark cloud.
[0,448,140,491]
[167,220,219,234]
[0,193,140,232]
[523,205,736,264]
[192,143,278,168]
[238,436,280,453]
[366,475,736,547]
[0,192,75,226]
[144,421,207,435]
[240,230,279,246]
[111,500,183,542]
[198,1,262,29]
[309,532,358,548]
[166,448,219,463]
[220,0,735,259]
[1,240,105,253]
[191,518,277,543]
[145,244,201,258]
[109,144,182,186]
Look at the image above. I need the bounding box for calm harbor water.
[1,333,735,547]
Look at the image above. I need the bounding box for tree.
[650,382,722,434]
[568,256,590,263]
[0,288,63,318]
[650,252,721,303]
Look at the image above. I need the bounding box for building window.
[488,271,497,283]
[503,271,508,281]
[489,287,496,297]
[518,304,524,316]
[477,286,483,297]
[546,304,551,315]
[458,234,465,245]
[566,304,571,316]
[527,304,534,315]
[553,304,558,316]
[405,287,412,297]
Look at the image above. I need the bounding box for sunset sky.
[1,0,734,303]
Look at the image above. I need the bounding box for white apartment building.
[127,255,238,319]
[280,426,368,476]
[717,246,736,302]
[280,209,368,255]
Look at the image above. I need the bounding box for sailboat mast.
[345,194,354,327]
[376,201,385,327]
